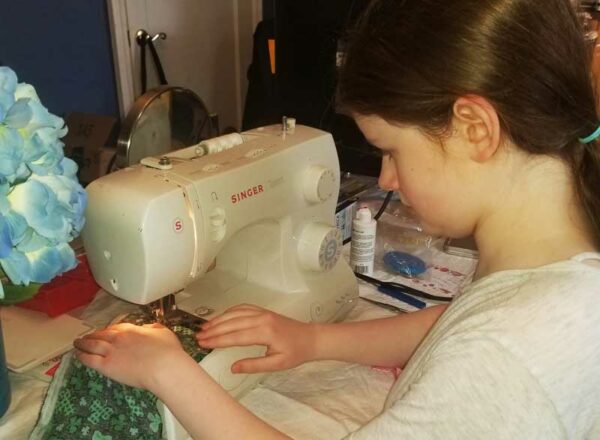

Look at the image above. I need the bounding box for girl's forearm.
[310,304,447,367]
[151,353,290,440]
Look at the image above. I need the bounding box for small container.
[349,206,377,275]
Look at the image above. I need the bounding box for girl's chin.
[393,199,442,236]
[415,220,442,237]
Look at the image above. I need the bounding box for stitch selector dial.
[297,223,342,271]
[303,166,336,204]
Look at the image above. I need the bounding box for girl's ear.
[452,95,501,162]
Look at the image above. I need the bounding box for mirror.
[115,85,214,168]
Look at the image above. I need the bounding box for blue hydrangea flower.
[30,172,87,238]
[4,211,28,247]
[7,179,71,243]
[0,67,17,122]
[0,215,12,259]
[4,97,32,129]
[15,83,67,138]
[0,126,29,183]
[0,67,87,294]
[0,249,30,285]
[12,85,67,176]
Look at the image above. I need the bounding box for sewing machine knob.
[303,166,337,204]
[297,223,342,271]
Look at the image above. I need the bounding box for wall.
[0,0,119,118]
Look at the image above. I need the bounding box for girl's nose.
[378,156,399,191]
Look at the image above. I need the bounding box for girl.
[75,0,600,438]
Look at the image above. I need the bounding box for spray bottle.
[349,206,377,275]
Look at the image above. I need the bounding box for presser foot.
[120,294,208,332]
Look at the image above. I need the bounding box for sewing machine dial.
[319,228,342,271]
[297,223,342,271]
[303,166,337,203]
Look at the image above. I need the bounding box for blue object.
[377,285,427,309]
[383,251,427,277]
[579,126,600,144]
[0,320,11,417]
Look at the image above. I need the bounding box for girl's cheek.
[397,190,411,207]
[378,157,399,190]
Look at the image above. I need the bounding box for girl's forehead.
[356,115,414,149]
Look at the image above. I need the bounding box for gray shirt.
[349,253,600,439]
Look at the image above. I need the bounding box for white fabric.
[0,372,47,439]
[241,361,393,439]
[347,253,600,439]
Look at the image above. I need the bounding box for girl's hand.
[196,304,316,374]
[74,322,188,393]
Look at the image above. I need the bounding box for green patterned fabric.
[30,318,210,440]
[41,360,161,440]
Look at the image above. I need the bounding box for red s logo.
[173,218,183,233]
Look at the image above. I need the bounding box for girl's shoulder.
[432,252,600,377]
[384,254,600,436]
[427,252,600,366]
[457,252,600,310]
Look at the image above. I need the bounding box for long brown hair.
[337,0,600,243]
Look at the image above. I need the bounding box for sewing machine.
[81,123,358,439]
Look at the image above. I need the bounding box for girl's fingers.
[74,336,113,357]
[197,325,268,349]
[93,328,122,341]
[201,309,262,330]
[197,316,263,340]
[231,354,287,374]
[74,349,106,371]
[81,324,136,344]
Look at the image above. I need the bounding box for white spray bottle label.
[349,206,377,275]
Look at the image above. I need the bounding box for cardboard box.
[62,113,118,185]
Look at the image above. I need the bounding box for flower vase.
[0,316,10,417]
[0,282,42,305]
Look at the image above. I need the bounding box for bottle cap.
[355,206,373,222]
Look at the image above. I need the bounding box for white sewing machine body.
[82,124,358,439]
